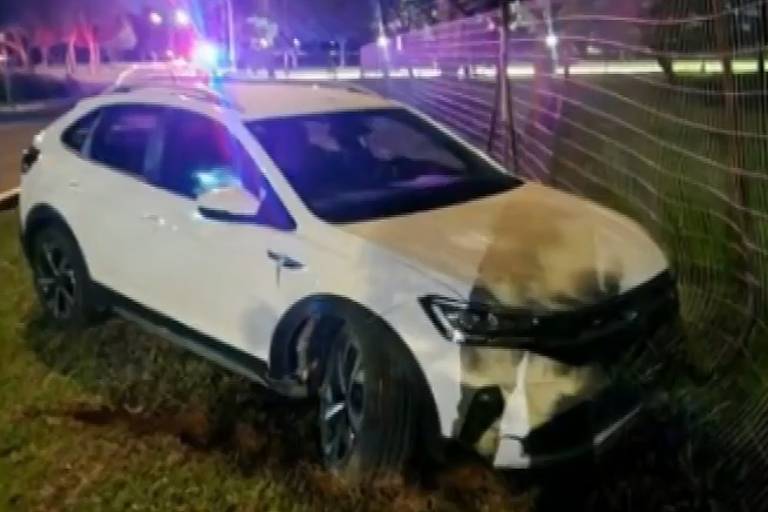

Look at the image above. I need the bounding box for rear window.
[61,111,100,153]
[89,105,165,175]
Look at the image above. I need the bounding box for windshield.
[247,108,521,223]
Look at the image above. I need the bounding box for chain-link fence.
[361,0,768,509]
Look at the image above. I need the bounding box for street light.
[149,11,164,26]
[545,33,559,49]
[224,0,236,67]
[174,9,191,27]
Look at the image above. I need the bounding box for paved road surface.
[0,121,49,195]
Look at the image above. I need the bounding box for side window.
[160,109,295,230]
[364,115,464,171]
[90,104,166,175]
[160,110,243,198]
[61,110,100,153]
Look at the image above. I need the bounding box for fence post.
[712,0,758,349]
[488,1,519,173]
[501,1,519,174]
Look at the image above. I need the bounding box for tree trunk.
[66,33,77,75]
[88,29,100,75]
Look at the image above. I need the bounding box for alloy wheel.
[35,241,78,320]
[320,335,366,468]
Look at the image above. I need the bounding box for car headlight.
[419,295,543,345]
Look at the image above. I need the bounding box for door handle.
[67,179,80,188]
[267,250,304,270]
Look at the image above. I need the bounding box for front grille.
[521,271,679,365]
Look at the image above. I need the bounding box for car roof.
[98,81,397,121]
[223,82,395,120]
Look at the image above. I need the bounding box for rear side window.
[61,111,99,153]
[90,105,165,175]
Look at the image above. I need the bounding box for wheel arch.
[269,293,443,458]
[21,204,80,261]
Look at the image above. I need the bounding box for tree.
[641,0,764,84]
[2,0,136,72]
[383,0,438,32]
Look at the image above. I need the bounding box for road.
[0,120,50,195]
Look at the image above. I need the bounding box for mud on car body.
[18,80,679,478]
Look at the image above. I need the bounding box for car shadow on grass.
[18,311,536,511]
[20,313,321,470]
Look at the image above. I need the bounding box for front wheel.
[318,317,416,481]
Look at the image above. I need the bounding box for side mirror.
[197,185,263,222]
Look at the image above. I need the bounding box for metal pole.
[225,0,237,67]
[500,2,518,173]
[2,62,12,107]
[0,34,12,107]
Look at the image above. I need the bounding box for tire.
[318,312,416,482]
[30,226,103,329]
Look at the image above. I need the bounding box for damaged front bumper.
[451,271,679,468]
[492,385,643,468]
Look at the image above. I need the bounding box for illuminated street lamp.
[545,33,559,49]
[149,11,164,26]
[376,34,390,48]
[174,9,191,27]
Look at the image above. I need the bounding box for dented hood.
[343,183,668,309]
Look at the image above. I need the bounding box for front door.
[137,107,303,360]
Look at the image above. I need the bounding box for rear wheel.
[30,226,102,328]
[318,316,416,481]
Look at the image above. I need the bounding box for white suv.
[19,81,678,478]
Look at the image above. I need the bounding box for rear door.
[55,103,169,303]
[137,108,304,359]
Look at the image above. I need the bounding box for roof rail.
[111,62,210,89]
[106,81,242,112]
[309,81,382,98]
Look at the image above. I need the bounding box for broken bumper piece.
[493,386,642,468]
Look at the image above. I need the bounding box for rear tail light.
[21,146,40,174]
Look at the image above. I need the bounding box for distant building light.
[545,33,559,49]
[259,37,270,48]
[166,49,175,58]
[174,9,191,27]
[395,35,403,51]
[149,11,164,26]
[292,38,301,48]
[377,34,390,48]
